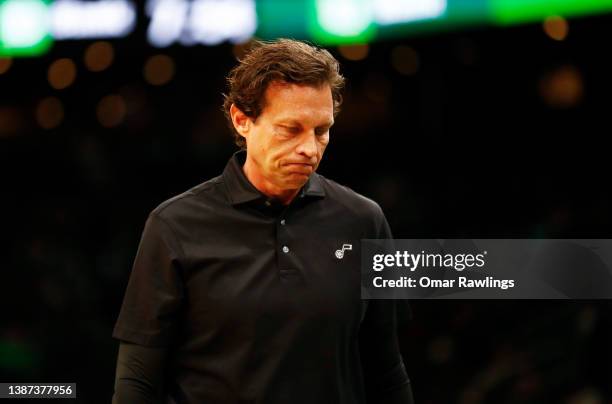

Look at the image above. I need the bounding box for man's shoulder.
[316,174,384,219]
[150,174,226,221]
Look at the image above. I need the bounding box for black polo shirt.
[113,151,411,404]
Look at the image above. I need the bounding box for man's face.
[234,81,334,192]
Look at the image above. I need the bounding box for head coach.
[111,39,414,404]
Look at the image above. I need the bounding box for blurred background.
[1,0,611,403]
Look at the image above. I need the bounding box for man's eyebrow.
[275,120,334,127]
[276,120,301,126]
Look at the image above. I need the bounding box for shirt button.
[282,246,290,253]
[265,200,271,207]
[280,219,286,226]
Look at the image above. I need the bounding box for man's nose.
[296,132,317,159]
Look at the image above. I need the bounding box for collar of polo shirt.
[223,150,325,206]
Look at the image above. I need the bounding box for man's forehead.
[262,81,333,120]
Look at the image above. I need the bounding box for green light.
[490,0,612,25]
[0,0,53,57]
[308,0,376,45]
[256,0,310,40]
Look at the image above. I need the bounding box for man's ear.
[230,104,252,140]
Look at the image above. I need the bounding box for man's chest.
[175,207,368,336]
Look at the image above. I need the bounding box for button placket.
[276,209,295,279]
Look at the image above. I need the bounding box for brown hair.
[223,39,345,148]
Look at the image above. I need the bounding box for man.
[112,39,414,404]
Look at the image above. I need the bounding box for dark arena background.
[1,0,611,403]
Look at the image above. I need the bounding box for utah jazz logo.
[335,244,352,259]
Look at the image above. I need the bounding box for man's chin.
[282,173,311,188]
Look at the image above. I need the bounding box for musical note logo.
[335,244,353,259]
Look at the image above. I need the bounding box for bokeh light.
[143,54,175,86]
[0,107,24,137]
[47,58,77,90]
[539,65,583,109]
[96,94,127,128]
[338,44,369,61]
[84,41,114,72]
[35,96,64,129]
[391,45,419,75]
[543,16,569,41]
[0,58,13,74]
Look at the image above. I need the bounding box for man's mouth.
[283,163,315,174]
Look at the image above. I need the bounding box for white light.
[51,0,136,40]
[186,0,256,45]
[315,0,373,37]
[0,0,50,48]
[146,0,257,47]
[146,0,189,48]
[373,0,447,25]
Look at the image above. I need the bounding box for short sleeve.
[113,213,185,347]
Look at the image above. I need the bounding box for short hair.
[223,38,345,148]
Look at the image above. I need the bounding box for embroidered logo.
[335,244,353,259]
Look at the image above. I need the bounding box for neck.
[243,158,300,205]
